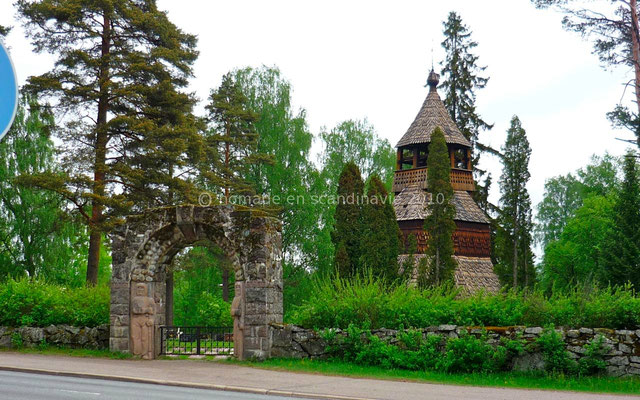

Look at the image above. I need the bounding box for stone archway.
[109,205,282,360]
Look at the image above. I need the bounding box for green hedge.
[0,279,109,327]
[288,273,640,330]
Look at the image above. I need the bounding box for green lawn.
[225,358,640,396]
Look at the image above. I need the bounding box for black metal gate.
[159,326,234,356]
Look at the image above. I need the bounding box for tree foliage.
[360,175,401,281]
[232,66,324,271]
[0,96,91,284]
[495,116,534,288]
[536,154,619,248]
[602,151,640,287]
[542,195,615,290]
[422,128,456,286]
[332,162,365,277]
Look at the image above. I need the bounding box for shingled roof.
[397,254,500,294]
[393,185,489,224]
[396,70,471,148]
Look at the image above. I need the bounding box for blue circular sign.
[0,40,18,141]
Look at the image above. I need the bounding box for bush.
[0,278,109,327]
[288,273,640,330]
[535,326,575,374]
[577,335,608,376]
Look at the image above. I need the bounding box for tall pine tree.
[496,116,533,288]
[602,150,640,287]
[332,162,364,277]
[360,175,401,281]
[204,73,271,201]
[440,11,494,171]
[17,0,200,284]
[422,128,457,286]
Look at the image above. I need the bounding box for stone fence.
[271,324,640,377]
[0,325,109,349]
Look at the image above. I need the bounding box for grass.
[224,358,640,396]
[0,346,133,360]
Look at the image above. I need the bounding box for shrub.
[438,330,496,373]
[577,335,608,376]
[535,326,576,374]
[288,273,640,330]
[0,278,109,327]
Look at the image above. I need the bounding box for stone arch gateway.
[109,205,283,360]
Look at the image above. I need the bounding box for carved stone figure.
[231,281,245,360]
[131,283,155,359]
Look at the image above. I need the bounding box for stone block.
[513,352,545,372]
[619,343,632,354]
[524,327,543,335]
[607,356,629,366]
[438,325,456,332]
[111,326,128,338]
[111,338,129,352]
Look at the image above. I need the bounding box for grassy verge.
[0,346,132,360]
[224,358,640,395]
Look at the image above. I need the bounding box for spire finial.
[427,69,439,90]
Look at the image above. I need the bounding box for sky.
[0,0,634,219]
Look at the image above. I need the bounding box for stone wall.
[271,324,640,377]
[0,325,109,349]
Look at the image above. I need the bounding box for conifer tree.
[360,175,401,281]
[401,233,418,282]
[204,73,271,201]
[496,116,533,288]
[17,0,200,285]
[204,73,273,301]
[602,151,640,287]
[440,11,494,170]
[332,162,364,276]
[423,128,457,286]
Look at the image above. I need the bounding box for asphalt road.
[0,371,301,400]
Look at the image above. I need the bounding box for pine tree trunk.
[435,247,440,285]
[86,13,111,286]
[630,0,640,148]
[166,269,174,326]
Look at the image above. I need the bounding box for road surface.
[0,370,299,400]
